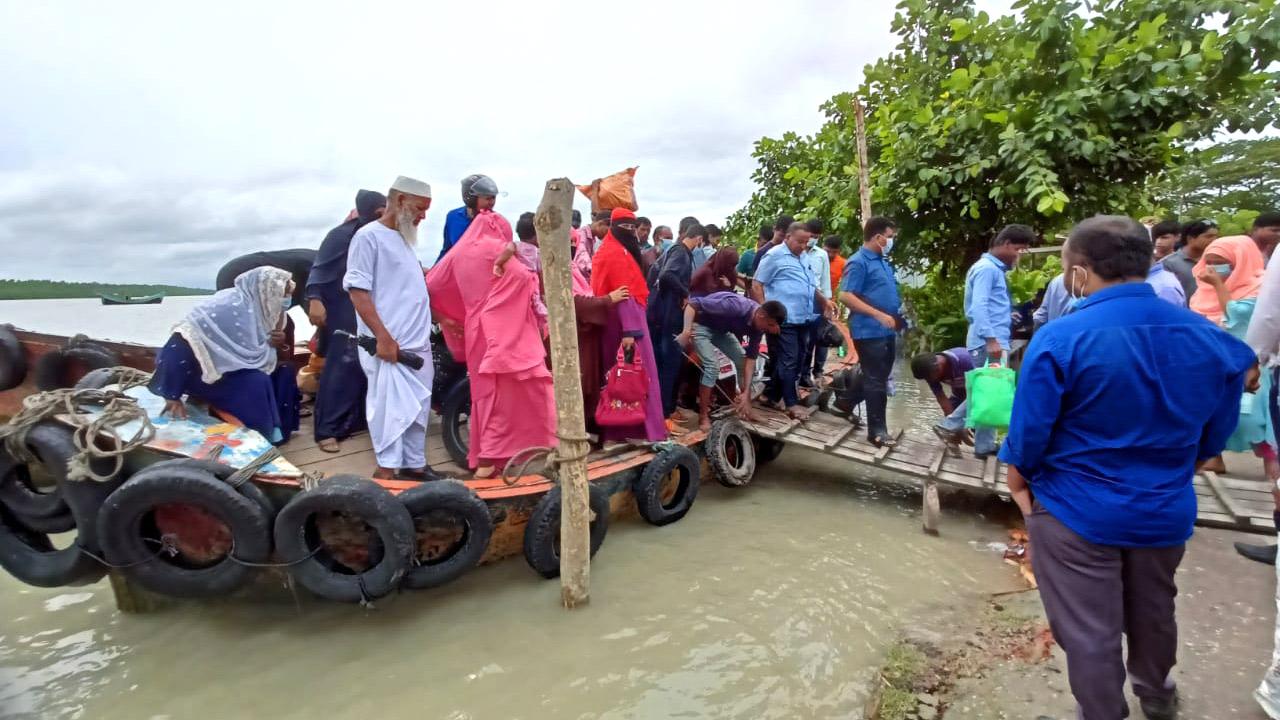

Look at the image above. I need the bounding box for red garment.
[426,211,556,469]
[592,232,650,307]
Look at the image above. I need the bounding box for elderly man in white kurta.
[343,175,445,481]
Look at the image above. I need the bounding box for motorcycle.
[431,325,471,468]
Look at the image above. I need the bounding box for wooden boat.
[98,291,165,305]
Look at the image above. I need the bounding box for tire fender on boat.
[34,342,122,391]
[706,418,758,488]
[132,458,278,522]
[440,378,471,469]
[398,480,493,590]
[0,424,119,588]
[0,422,76,519]
[96,465,272,599]
[754,437,784,465]
[0,324,26,392]
[73,367,117,391]
[273,475,415,603]
[632,445,701,527]
[522,483,610,579]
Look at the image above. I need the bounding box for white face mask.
[1067,266,1089,299]
[882,235,895,255]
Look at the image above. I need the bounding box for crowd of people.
[146,169,1280,718]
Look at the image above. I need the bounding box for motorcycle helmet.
[461,174,499,209]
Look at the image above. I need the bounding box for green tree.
[728,0,1280,276]
[1150,137,1280,216]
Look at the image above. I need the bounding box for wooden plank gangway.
[740,405,1277,536]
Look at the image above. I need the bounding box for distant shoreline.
[0,279,212,301]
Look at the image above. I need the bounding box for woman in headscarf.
[149,266,301,444]
[689,247,740,299]
[1191,233,1273,475]
[591,208,667,442]
[305,189,385,452]
[427,211,556,477]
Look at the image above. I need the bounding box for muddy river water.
[0,358,1024,719]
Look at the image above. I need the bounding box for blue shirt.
[998,283,1256,548]
[438,206,473,262]
[691,245,715,271]
[1032,274,1072,329]
[964,253,1013,351]
[841,247,901,339]
[1146,263,1186,307]
[755,245,818,326]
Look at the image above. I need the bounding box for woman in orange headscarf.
[1191,233,1271,476]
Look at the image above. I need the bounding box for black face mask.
[612,225,637,243]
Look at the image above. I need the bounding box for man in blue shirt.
[935,225,1033,457]
[437,174,498,263]
[1032,274,1072,329]
[752,222,834,417]
[839,216,903,447]
[1002,216,1257,720]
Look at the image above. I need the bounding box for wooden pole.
[533,178,592,609]
[853,97,872,225]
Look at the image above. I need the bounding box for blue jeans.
[691,324,745,389]
[938,347,999,455]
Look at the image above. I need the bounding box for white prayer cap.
[390,176,432,199]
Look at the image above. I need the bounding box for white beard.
[396,208,419,247]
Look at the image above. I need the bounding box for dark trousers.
[848,336,894,438]
[651,322,683,417]
[765,325,804,408]
[1029,507,1183,720]
[800,320,826,381]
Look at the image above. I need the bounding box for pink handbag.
[594,345,649,427]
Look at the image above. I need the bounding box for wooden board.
[740,405,1276,536]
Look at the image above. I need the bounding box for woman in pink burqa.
[427,211,557,477]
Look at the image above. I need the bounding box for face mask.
[1067,266,1089,299]
[612,226,637,243]
[807,237,818,249]
[1068,297,1085,313]
[281,297,292,311]
[882,236,895,255]
[1211,263,1232,277]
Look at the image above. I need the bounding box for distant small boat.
[98,291,165,306]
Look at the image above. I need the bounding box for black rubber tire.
[522,483,610,579]
[273,475,415,603]
[9,508,77,534]
[0,324,26,392]
[632,445,701,527]
[73,367,117,391]
[132,458,277,521]
[97,465,272,598]
[0,422,75,519]
[398,481,493,590]
[706,418,758,488]
[440,378,471,469]
[0,503,105,588]
[754,437,784,465]
[34,344,120,391]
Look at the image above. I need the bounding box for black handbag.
[817,319,845,349]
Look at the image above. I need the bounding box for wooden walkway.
[741,405,1278,535]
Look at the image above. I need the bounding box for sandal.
[869,434,897,449]
[317,438,341,454]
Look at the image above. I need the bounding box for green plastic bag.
[965,362,1016,431]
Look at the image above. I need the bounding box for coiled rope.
[0,366,156,482]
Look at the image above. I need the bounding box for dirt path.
[868,526,1276,719]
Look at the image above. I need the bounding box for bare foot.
[474,465,496,479]
[318,438,340,453]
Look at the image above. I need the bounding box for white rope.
[0,367,156,482]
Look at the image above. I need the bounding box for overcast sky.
[0,0,1009,288]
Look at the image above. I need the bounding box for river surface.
[0,300,1021,719]
[0,298,314,347]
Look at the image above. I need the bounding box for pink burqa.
[426,211,557,469]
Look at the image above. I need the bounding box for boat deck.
[277,413,706,501]
[741,405,1278,535]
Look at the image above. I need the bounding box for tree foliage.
[1149,137,1280,217]
[727,0,1280,275]
[0,279,211,301]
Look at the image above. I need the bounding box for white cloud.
[0,0,1010,286]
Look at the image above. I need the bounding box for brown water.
[0,362,1021,720]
